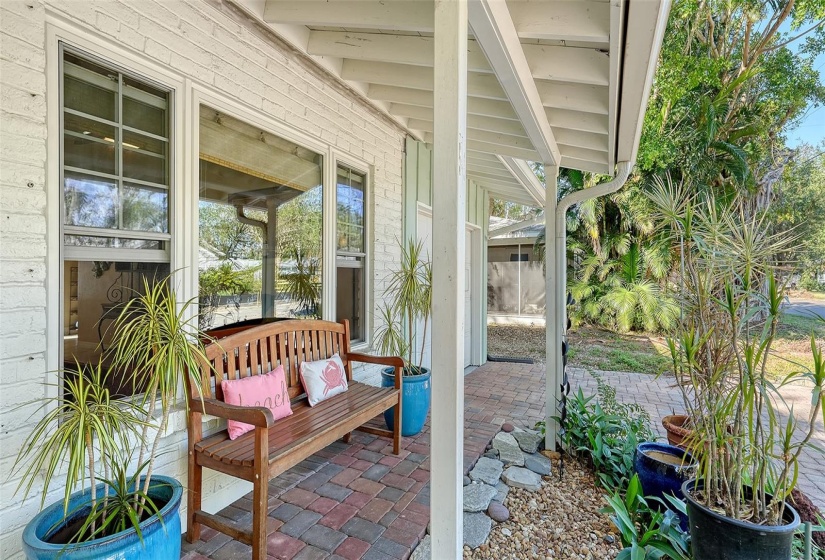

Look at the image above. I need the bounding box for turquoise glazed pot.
[22,475,182,560]
[382,368,431,436]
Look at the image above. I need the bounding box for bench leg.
[342,432,352,444]
[392,399,401,455]
[187,454,202,543]
[252,428,269,560]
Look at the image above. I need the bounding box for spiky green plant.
[374,238,432,372]
[107,274,210,512]
[12,360,146,529]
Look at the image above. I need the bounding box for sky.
[780,20,825,148]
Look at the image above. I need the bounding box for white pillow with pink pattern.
[299,354,349,406]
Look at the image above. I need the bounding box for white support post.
[431,0,468,557]
[544,165,561,449]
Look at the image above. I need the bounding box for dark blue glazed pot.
[22,475,182,560]
[382,367,431,437]
[634,442,696,529]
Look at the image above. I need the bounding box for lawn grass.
[487,313,823,378]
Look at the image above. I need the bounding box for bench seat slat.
[195,382,396,468]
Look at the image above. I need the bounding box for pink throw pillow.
[221,365,292,440]
[299,354,348,407]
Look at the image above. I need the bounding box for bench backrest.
[191,319,354,403]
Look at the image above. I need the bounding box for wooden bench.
[186,319,402,560]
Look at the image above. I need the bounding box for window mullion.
[117,72,124,234]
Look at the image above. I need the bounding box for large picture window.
[197,107,323,333]
[60,47,172,397]
[336,165,366,342]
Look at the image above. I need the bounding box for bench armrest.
[190,397,274,428]
[346,352,404,390]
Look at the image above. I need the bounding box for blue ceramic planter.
[22,475,182,560]
[634,442,696,530]
[382,368,431,437]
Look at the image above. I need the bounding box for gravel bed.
[464,456,620,560]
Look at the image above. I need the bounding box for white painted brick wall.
[0,1,407,556]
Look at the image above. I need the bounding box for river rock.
[501,422,515,432]
[483,449,499,460]
[512,428,542,454]
[463,475,471,486]
[524,452,552,476]
[410,535,431,560]
[487,501,510,523]
[468,457,503,486]
[492,432,524,466]
[463,483,498,512]
[493,481,509,503]
[464,512,493,549]
[502,466,542,491]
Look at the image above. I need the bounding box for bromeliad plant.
[375,238,432,374]
[650,178,825,526]
[12,273,211,543]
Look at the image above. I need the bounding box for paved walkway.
[181,360,823,559]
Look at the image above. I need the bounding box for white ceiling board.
[534,81,609,115]
[508,0,610,47]
[521,43,610,86]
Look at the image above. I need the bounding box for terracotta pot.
[662,414,692,448]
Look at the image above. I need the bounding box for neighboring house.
[487,216,546,323]
[0,0,669,556]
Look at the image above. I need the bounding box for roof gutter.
[555,160,633,237]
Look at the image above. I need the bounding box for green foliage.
[375,238,432,372]
[555,373,654,491]
[281,250,321,317]
[198,202,262,260]
[198,262,260,329]
[600,475,692,560]
[791,516,825,560]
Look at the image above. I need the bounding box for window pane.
[63,54,117,122]
[336,259,365,342]
[63,260,169,399]
[64,113,117,175]
[64,235,166,250]
[123,183,168,232]
[122,131,167,185]
[198,106,323,332]
[336,167,365,254]
[123,78,167,137]
[64,172,117,228]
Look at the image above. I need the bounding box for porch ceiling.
[233,0,669,207]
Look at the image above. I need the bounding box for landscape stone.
[410,535,431,560]
[463,483,498,512]
[502,466,542,491]
[512,428,542,454]
[463,475,471,486]
[501,422,515,432]
[524,453,552,476]
[463,512,493,549]
[483,449,499,460]
[468,457,504,486]
[487,501,510,522]
[493,481,509,503]
[492,432,524,466]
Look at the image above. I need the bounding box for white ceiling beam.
[552,128,608,152]
[388,100,518,122]
[424,132,538,160]
[469,0,560,165]
[306,32,493,73]
[469,168,523,183]
[560,156,610,174]
[343,60,508,100]
[534,81,609,115]
[483,187,536,206]
[509,1,610,47]
[521,44,609,87]
[545,108,609,134]
[407,115,527,137]
[497,156,545,206]
[559,145,609,164]
[263,0,433,32]
[468,161,515,176]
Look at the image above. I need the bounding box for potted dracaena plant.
[375,238,433,436]
[14,273,210,559]
[648,178,825,560]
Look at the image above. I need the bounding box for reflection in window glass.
[336,166,366,342]
[197,106,323,333]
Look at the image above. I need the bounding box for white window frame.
[329,152,373,349]
[45,19,186,399]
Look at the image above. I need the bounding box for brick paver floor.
[181,360,824,559]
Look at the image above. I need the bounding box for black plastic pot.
[682,479,800,560]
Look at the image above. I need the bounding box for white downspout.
[545,160,633,449]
